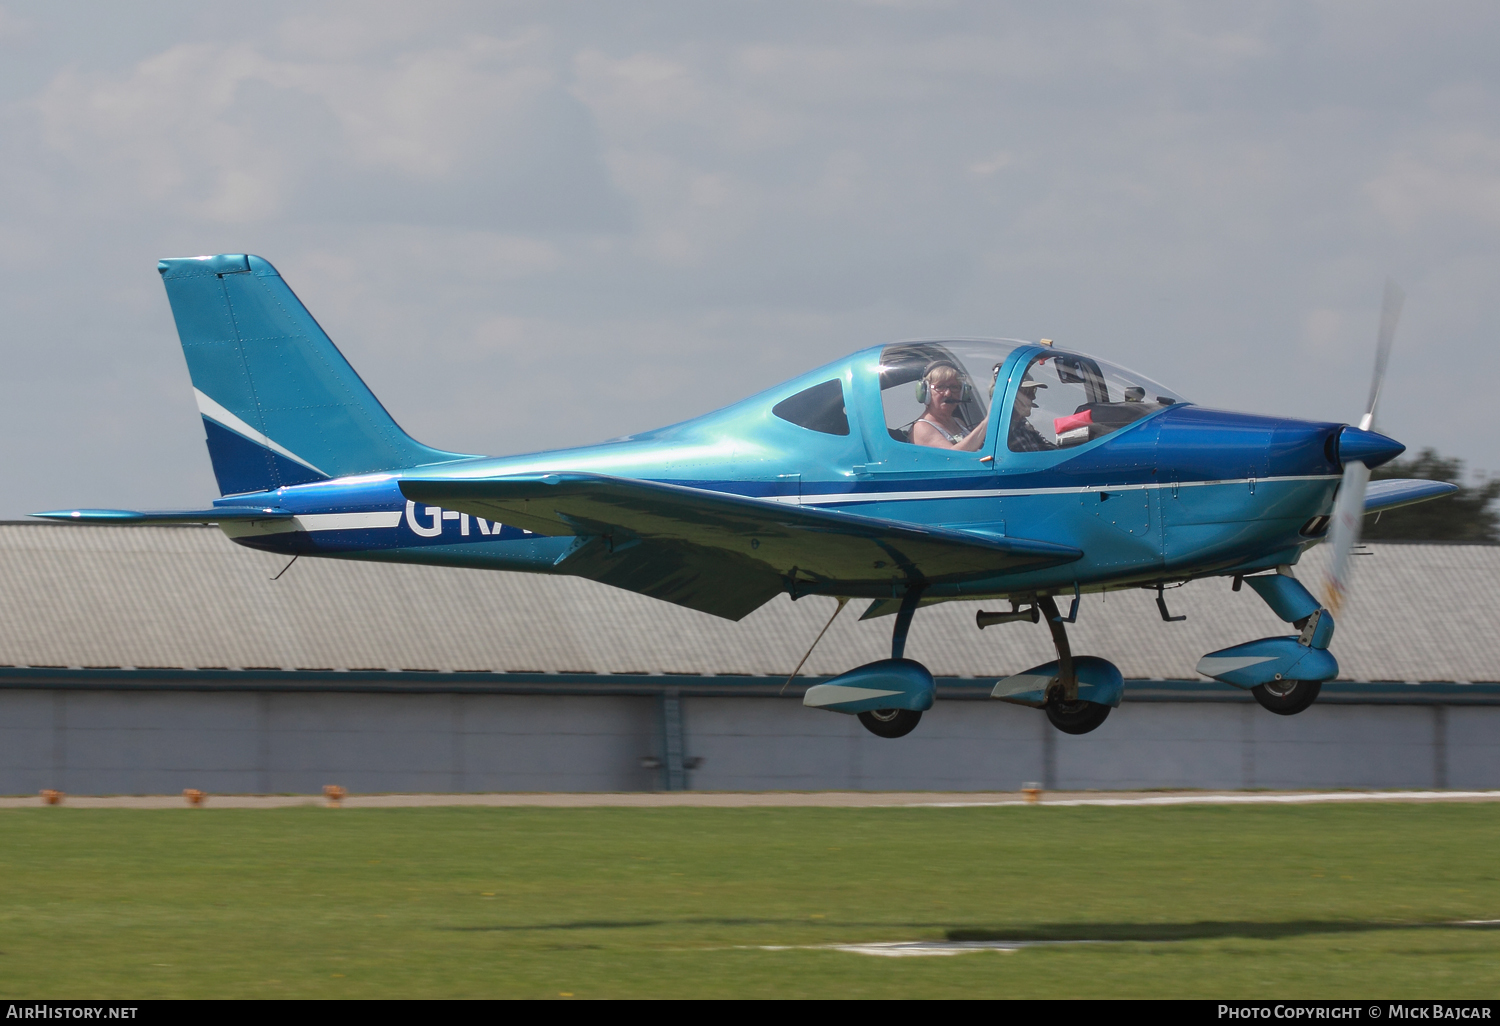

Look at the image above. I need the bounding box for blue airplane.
[37,255,1456,737]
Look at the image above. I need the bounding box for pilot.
[911,361,988,451]
[1008,377,1056,452]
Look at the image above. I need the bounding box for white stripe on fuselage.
[194,389,328,477]
[781,474,1338,508]
[295,511,402,531]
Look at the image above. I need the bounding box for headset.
[915,359,973,404]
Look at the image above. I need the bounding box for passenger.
[911,361,988,451]
[1008,378,1057,452]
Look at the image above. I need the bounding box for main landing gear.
[983,592,1122,735]
[804,585,1121,740]
[857,588,927,738]
[1036,594,1114,735]
[799,588,935,738]
[1046,697,1113,735]
[819,570,1334,738]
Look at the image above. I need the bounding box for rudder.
[159,254,471,495]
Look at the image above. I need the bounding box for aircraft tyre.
[1045,699,1111,735]
[858,708,922,738]
[1251,679,1322,715]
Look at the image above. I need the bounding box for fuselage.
[218,342,1350,602]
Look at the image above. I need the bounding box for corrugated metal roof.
[0,524,1494,682]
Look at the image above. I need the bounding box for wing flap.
[549,534,783,620]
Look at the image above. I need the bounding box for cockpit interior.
[1006,350,1184,452]
[876,340,1185,455]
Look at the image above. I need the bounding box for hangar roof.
[0,523,1494,684]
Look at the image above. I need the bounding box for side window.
[773,379,849,435]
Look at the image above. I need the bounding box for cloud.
[1365,128,1500,233]
[0,1,1498,518]
[26,27,628,231]
[0,4,31,42]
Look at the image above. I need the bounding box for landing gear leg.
[858,586,926,738]
[1036,594,1112,735]
[1036,595,1077,702]
[890,586,923,660]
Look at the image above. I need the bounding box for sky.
[0,1,1496,518]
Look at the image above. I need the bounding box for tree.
[1364,448,1500,542]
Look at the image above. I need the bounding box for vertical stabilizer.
[158,254,471,495]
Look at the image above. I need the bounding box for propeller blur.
[1322,281,1406,618]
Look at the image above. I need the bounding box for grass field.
[2,804,1499,999]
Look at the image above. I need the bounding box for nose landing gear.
[1251,679,1322,715]
[1197,570,1336,715]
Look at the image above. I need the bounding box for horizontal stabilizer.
[32,507,291,525]
[1364,479,1458,515]
[401,472,1083,619]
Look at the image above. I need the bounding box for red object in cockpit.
[1054,409,1093,435]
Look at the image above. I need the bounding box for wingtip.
[30,507,292,524]
[31,509,140,522]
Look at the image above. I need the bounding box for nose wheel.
[1251,679,1322,715]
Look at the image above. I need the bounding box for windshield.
[879,340,1021,449]
[1007,350,1186,452]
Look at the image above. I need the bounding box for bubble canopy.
[874,340,1187,452]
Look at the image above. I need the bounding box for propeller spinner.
[1321,281,1406,616]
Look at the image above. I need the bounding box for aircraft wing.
[1364,479,1458,515]
[401,473,1083,620]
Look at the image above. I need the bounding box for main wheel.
[858,708,922,738]
[1045,699,1111,735]
[1252,679,1322,715]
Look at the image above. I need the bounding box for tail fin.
[158,254,472,495]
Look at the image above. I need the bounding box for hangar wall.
[5,683,1496,795]
[1,527,1496,796]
